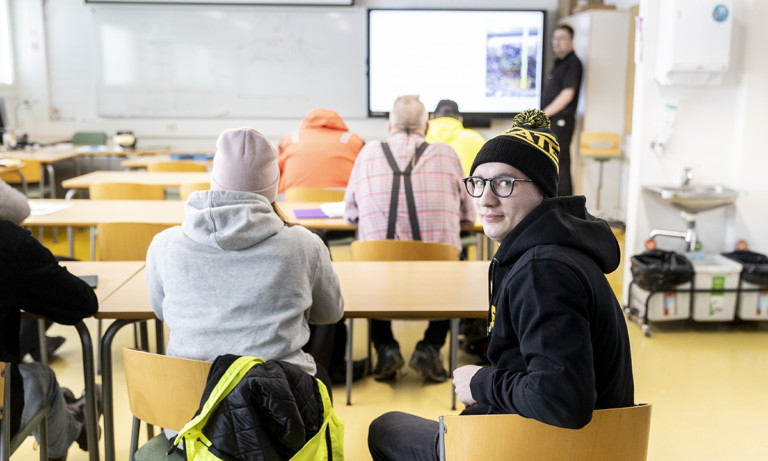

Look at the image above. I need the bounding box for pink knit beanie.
[210,127,279,202]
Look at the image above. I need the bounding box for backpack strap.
[381,142,428,241]
[172,356,264,457]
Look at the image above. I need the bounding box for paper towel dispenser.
[655,0,733,86]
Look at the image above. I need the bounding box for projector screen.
[368,9,545,119]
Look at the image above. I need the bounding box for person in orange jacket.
[278,108,364,194]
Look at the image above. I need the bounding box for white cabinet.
[561,9,630,221]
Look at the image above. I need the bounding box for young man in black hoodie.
[368,109,634,461]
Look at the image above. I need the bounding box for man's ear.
[425,120,430,134]
[458,115,464,124]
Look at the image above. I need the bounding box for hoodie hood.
[300,109,349,131]
[426,116,463,144]
[494,195,620,274]
[181,190,284,251]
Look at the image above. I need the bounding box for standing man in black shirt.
[542,24,583,197]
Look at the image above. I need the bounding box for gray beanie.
[210,127,279,202]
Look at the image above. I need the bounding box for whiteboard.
[93,5,367,119]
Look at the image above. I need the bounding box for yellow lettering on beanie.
[503,128,560,168]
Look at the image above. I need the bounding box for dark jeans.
[551,115,575,197]
[302,321,339,401]
[371,320,450,351]
[368,411,440,461]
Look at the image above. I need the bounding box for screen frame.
[366,7,547,120]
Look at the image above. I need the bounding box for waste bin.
[722,250,768,320]
[630,250,694,322]
[690,254,741,322]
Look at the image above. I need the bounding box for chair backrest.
[97,223,174,261]
[72,131,108,146]
[350,240,458,262]
[122,349,211,431]
[0,160,42,183]
[284,187,345,202]
[579,132,622,158]
[89,182,166,200]
[439,404,652,461]
[147,161,208,173]
[179,182,210,201]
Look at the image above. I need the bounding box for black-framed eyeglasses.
[462,176,533,198]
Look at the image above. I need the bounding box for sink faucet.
[681,167,694,187]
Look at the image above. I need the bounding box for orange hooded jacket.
[278,109,364,194]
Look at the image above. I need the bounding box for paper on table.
[320,201,345,218]
[30,202,72,216]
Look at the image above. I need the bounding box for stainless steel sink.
[644,184,738,213]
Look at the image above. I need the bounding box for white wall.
[623,0,768,299]
[4,0,558,147]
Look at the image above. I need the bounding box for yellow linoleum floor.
[12,226,768,460]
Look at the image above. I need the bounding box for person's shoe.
[61,387,78,404]
[46,336,66,357]
[371,344,404,381]
[330,359,369,384]
[48,454,67,461]
[69,385,103,451]
[409,341,448,383]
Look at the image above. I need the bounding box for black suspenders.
[381,142,429,241]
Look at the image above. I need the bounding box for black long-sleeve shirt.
[0,220,98,433]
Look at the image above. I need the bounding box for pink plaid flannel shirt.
[344,133,476,250]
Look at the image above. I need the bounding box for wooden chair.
[122,348,211,461]
[438,404,652,461]
[89,183,166,201]
[179,182,210,201]
[350,240,459,262]
[97,223,173,261]
[579,132,622,213]
[284,187,345,202]
[146,162,207,173]
[1,362,50,460]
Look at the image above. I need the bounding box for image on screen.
[368,9,545,118]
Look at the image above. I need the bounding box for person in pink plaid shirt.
[344,95,476,383]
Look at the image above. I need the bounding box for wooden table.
[95,260,488,461]
[120,155,213,170]
[3,149,80,198]
[52,261,145,461]
[23,199,359,259]
[61,171,212,198]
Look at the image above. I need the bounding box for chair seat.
[134,434,185,461]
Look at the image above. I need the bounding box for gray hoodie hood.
[182,190,284,251]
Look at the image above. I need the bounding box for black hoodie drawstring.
[487,258,498,336]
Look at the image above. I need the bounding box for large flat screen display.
[368,9,545,119]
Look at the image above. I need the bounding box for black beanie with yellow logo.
[470,109,560,197]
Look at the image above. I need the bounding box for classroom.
[2,0,768,460]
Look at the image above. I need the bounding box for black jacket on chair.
[195,354,326,461]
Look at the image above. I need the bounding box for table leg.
[75,321,100,461]
[346,318,353,406]
[101,319,139,461]
[90,226,96,261]
[450,318,459,411]
[67,226,75,259]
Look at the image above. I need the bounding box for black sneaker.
[371,344,404,381]
[46,336,66,357]
[409,341,448,383]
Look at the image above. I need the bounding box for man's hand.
[452,365,482,406]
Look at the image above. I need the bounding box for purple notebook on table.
[293,208,329,219]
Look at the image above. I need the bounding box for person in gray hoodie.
[145,127,344,391]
